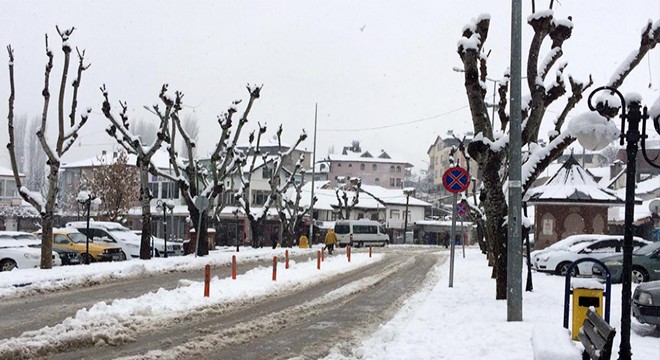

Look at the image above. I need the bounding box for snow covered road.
[0,247,444,359]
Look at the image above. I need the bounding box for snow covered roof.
[62,149,177,170]
[326,152,412,167]
[0,166,23,178]
[291,181,430,211]
[524,155,625,205]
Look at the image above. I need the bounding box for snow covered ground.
[0,245,659,359]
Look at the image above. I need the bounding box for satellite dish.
[650,199,660,215]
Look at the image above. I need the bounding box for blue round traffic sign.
[456,202,468,217]
[442,166,470,193]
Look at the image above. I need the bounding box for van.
[334,220,390,248]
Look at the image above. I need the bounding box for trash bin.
[571,279,604,340]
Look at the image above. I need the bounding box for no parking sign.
[442,166,470,193]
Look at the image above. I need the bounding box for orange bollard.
[285,249,289,269]
[347,246,351,263]
[317,250,321,270]
[232,255,237,280]
[272,256,278,281]
[369,246,372,258]
[204,264,210,297]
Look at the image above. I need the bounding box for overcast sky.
[1,0,659,172]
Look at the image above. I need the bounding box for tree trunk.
[138,166,152,260]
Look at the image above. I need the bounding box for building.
[426,131,478,194]
[325,141,412,189]
[524,155,626,250]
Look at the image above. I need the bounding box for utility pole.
[507,0,523,321]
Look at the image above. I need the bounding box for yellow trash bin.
[571,279,604,340]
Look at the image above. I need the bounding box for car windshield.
[633,242,660,256]
[68,232,88,244]
[13,234,39,241]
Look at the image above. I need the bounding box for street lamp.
[156,199,175,258]
[577,86,660,360]
[402,188,415,244]
[76,191,98,265]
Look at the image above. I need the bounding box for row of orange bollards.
[203,245,373,297]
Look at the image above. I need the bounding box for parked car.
[531,234,614,270]
[66,221,141,258]
[35,228,126,263]
[593,241,660,283]
[632,280,660,327]
[0,239,61,271]
[334,219,390,247]
[0,231,75,265]
[535,235,650,276]
[132,231,184,257]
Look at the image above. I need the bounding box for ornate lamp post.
[402,188,415,244]
[577,86,660,360]
[156,199,175,258]
[76,191,97,265]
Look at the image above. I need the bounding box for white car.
[0,239,61,271]
[531,234,605,270]
[535,235,650,276]
[66,221,142,258]
[131,231,184,257]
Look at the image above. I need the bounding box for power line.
[318,105,469,132]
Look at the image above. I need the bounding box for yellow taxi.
[35,228,126,263]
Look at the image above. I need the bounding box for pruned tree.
[234,124,308,248]
[457,9,660,299]
[334,177,362,219]
[78,151,140,221]
[101,84,179,259]
[152,85,260,256]
[6,27,91,268]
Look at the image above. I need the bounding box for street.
[0,247,444,360]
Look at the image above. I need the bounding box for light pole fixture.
[577,86,660,360]
[402,188,415,244]
[76,191,97,265]
[156,199,175,258]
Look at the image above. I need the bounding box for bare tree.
[457,9,660,299]
[334,177,361,220]
[181,114,199,160]
[79,151,139,221]
[101,84,178,259]
[150,85,260,256]
[6,27,90,268]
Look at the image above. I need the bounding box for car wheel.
[154,249,161,258]
[0,259,17,272]
[556,262,578,276]
[358,242,364,248]
[631,267,649,283]
[81,253,93,264]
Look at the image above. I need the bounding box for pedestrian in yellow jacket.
[324,229,337,255]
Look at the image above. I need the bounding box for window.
[396,178,402,187]
[390,178,395,186]
[251,190,270,206]
[390,209,400,219]
[331,212,338,221]
[161,182,179,199]
[584,240,619,254]
[396,166,401,173]
[262,167,273,179]
[360,164,365,170]
[372,164,377,171]
[348,163,353,168]
[223,191,238,206]
[390,166,395,173]
[149,183,160,198]
[54,234,69,245]
[375,178,380,185]
[337,163,342,167]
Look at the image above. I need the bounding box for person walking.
[298,234,309,249]
[324,228,337,255]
